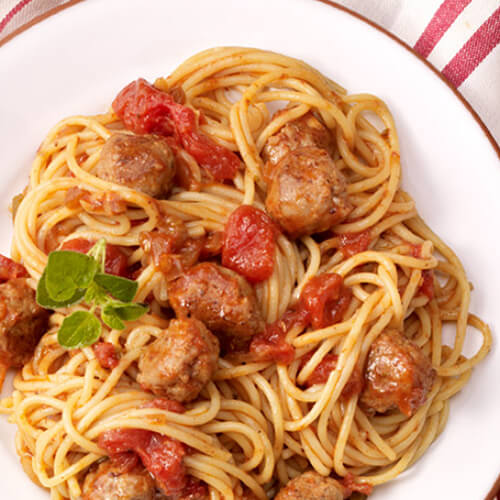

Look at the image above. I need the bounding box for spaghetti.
[0,47,492,500]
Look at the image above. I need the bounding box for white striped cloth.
[0,0,499,145]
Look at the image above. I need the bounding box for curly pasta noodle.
[0,47,491,500]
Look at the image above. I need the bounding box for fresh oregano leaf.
[104,302,148,322]
[45,251,98,302]
[57,310,102,349]
[101,305,125,330]
[36,270,86,309]
[94,273,138,302]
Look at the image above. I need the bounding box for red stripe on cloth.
[0,0,36,34]
[414,0,472,58]
[442,6,500,87]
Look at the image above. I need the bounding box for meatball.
[137,319,219,402]
[0,278,50,367]
[95,133,176,198]
[167,263,264,340]
[262,112,335,176]
[82,459,156,500]
[275,471,345,500]
[360,330,436,416]
[265,147,352,238]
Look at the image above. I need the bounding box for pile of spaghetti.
[0,47,492,500]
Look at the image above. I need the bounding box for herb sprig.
[36,239,148,349]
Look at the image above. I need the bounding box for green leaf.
[36,270,85,309]
[86,239,107,272]
[101,306,125,330]
[84,281,109,305]
[94,273,138,302]
[57,310,102,349]
[104,302,148,323]
[45,251,98,302]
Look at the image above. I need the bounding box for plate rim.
[1,0,499,497]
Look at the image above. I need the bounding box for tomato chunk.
[300,351,364,398]
[0,255,28,282]
[99,428,187,495]
[113,78,240,181]
[60,238,129,277]
[299,273,352,329]
[249,309,308,365]
[339,229,371,258]
[93,342,119,369]
[222,205,277,283]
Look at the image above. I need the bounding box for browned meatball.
[360,330,436,416]
[82,459,156,500]
[137,318,219,402]
[265,147,352,238]
[0,278,49,367]
[167,263,264,339]
[262,112,335,176]
[275,471,346,500]
[95,133,175,198]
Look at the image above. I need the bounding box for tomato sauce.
[299,273,352,329]
[419,269,434,300]
[0,255,28,282]
[113,79,240,181]
[249,309,308,365]
[99,428,187,495]
[65,187,127,215]
[60,238,129,277]
[300,352,364,399]
[93,342,119,369]
[141,398,185,414]
[339,230,371,258]
[340,472,373,496]
[222,205,277,283]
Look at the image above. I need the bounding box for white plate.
[0,0,499,498]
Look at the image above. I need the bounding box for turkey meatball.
[275,471,346,500]
[360,330,436,416]
[262,112,335,177]
[265,147,352,238]
[82,459,156,500]
[137,319,219,402]
[0,278,50,367]
[95,133,175,198]
[167,263,264,340]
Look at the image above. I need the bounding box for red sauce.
[65,187,127,215]
[409,243,422,258]
[0,255,28,282]
[141,398,185,414]
[93,342,119,369]
[200,231,224,259]
[419,269,434,300]
[182,476,209,499]
[301,352,338,387]
[222,205,277,284]
[339,230,371,258]
[60,238,129,277]
[249,309,308,365]
[340,472,373,496]
[112,79,240,181]
[300,352,364,399]
[140,225,203,282]
[299,273,352,329]
[99,428,187,495]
